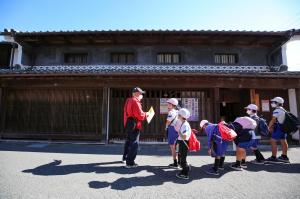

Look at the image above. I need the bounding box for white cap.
[178,108,190,119]
[200,120,209,128]
[271,97,284,104]
[167,98,178,106]
[244,104,258,111]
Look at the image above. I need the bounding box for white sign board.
[181,98,199,121]
[261,100,270,112]
[160,98,169,114]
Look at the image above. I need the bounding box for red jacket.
[123,97,147,130]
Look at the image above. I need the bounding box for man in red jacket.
[122,87,149,168]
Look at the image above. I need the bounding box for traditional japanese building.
[0,29,300,142]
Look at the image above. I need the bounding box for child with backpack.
[200,120,233,175]
[266,97,290,163]
[165,98,179,168]
[175,108,192,180]
[245,104,268,164]
[228,117,257,170]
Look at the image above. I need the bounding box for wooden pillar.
[289,89,300,143]
[101,87,110,144]
[213,88,220,123]
[250,89,260,107]
[0,87,2,138]
[0,87,6,138]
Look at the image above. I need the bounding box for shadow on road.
[22,159,300,190]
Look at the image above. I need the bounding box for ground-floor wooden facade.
[0,73,299,142]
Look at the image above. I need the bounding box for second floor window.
[157,53,181,64]
[111,53,135,64]
[214,54,238,64]
[64,53,88,64]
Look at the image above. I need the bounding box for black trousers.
[123,129,140,165]
[178,140,189,175]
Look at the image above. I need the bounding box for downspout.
[9,44,15,69]
[266,29,295,71]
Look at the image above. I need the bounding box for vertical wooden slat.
[2,88,102,139]
[214,88,220,123]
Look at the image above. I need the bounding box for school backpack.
[234,117,257,130]
[217,122,237,141]
[257,117,269,136]
[281,111,300,134]
[188,129,201,152]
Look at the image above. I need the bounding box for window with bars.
[214,54,238,64]
[157,53,181,64]
[111,53,135,64]
[64,53,88,65]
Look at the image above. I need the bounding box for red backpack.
[218,122,237,141]
[188,129,201,152]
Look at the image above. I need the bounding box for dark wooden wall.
[109,88,213,141]
[1,88,103,140]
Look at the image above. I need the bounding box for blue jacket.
[205,124,222,148]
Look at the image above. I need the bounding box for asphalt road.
[0,140,299,199]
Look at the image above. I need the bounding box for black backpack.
[281,111,300,134]
[251,115,269,136]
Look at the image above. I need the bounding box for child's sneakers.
[277,155,290,163]
[249,159,265,165]
[168,163,179,168]
[265,156,281,164]
[241,162,247,169]
[218,165,225,170]
[176,173,189,180]
[125,163,138,168]
[205,167,220,176]
[230,163,243,171]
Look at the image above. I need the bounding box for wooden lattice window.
[64,53,88,64]
[111,53,135,64]
[157,53,181,64]
[214,54,238,64]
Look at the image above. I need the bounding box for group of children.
[165,96,291,180]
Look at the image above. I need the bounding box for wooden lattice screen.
[1,88,103,140]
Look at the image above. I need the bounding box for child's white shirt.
[273,107,286,124]
[167,109,178,126]
[176,120,191,141]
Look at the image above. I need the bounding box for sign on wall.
[160,98,169,114]
[261,100,270,112]
[181,98,199,121]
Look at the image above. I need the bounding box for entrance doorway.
[220,102,241,122]
[219,89,250,123]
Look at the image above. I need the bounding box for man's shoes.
[176,173,189,180]
[230,163,243,171]
[277,155,290,163]
[205,167,220,176]
[125,163,138,168]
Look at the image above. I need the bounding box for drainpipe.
[9,44,15,69]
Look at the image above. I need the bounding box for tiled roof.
[0,65,299,78]
[0,65,271,75]
[2,29,298,36]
